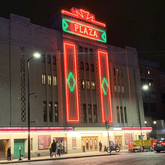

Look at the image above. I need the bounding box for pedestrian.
[48,143,52,157]
[57,141,62,157]
[83,141,85,152]
[61,141,64,155]
[51,140,56,157]
[7,145,11,161]
[99,140,102,152]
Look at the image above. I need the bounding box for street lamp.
[144,121,147,127]
[27,52,41,160]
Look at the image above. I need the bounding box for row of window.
[79,46,93,55]
[143,102,156,112]
[116,106,127,124]
[80,62,94,71]
[83,104,97,123]
[42,74,57,86]
[142,91,155,99]
[42,54,56,65]
[141,78,154,87]
[43,101,58,122]
[114,68,123,77]
[81,80,96,90]
[114,85,124,93]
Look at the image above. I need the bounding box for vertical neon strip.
[63,42,79,122]
[98,50,113,123]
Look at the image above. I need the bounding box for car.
[154,138,165,153]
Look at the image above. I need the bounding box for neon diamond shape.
[102,77,108,95]
[67,72,76,92]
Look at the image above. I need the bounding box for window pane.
[80,62,84,70]
[81,80,85,89]
[49,101,53,122]
[150,103,156,112]
[42,74,46,85]
[88,104,92,123]
[53,56,56,65]
[54,102,58,122]
[91,64,94,71]
[116,106,120,123]
[48,75,51,86]
[43,101,47,122]
[86,80,90,90]
[89,49,93,55]
[86,63,89,71]
[122,86,124,93]
[42,54,45,63]
[91,81,95,91]
[114,85,117,93]
[118,85,120,93]
[124,107,127,123]
[83,104,87,122]
[143,102,149,112]
[149,91,155,98]
[117,68,119,76]
[93,104,97,122]
[121,69,123,77]
[53,76,57,86]
[120,107,124,123]
[47,55,51,64]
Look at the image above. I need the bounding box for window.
[53,76,57,86]
[42,74,46,85]
[53,56,56,65]
[116,106,120,123]
[88,104,92,123]
[120,107,124,123]
[79,46,83,54]
[141,78,145,85]
[86,63,89,71]
[81,80,85,89]
[54,102,58,122]
[148,71,150,74]
[80,62,84,70]
[48,75,51,86]
[114,85,117,93]
[149,91,155,98]
[42,54,45,63]
[122,86,124,94]
[143,102,149,112]
[91,64,94,71]
[150,103,156,112]
[89,49,93,55]
[117,68,119,76]
[47,55,51,64]
[84,47,88,55]
[43,101,47,122]
[124,107,127,123]
[121,69,123,77]
[114,68,116,75]
[91,81,95,91]
[148,79,154,87]
[83,104,87,122]
[49,101,53,122]
[86,80,90,90]
[142,91,148,98]
[118,85,121,93]
[93,104,97,123]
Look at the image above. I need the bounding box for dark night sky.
[0,0,165,70]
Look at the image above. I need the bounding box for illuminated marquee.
[62,18,106,43]
[98,50,113,123]
[61,7,106,27]
[63,42,79,122]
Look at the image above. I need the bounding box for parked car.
[154,138,165,153]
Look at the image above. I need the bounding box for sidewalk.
[0,150,128,164]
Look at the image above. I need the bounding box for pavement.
[0,150,128,164]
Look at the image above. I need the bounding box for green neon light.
[102,77,108,95]
[62,18,107,43]
[67,72,76,92]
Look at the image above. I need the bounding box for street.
[6,152,165,165]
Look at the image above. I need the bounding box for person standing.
[61,141,64,155]
[99,140,102,152]
[51,140,56,157]
[7,145,11,161]
[57,141,62,157]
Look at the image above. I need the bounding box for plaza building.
[0,8,151,159]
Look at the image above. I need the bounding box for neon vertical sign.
[63,42,79,122]
[98,50,113,123]
[62,18,107,43]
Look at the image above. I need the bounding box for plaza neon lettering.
[74,23,98,38]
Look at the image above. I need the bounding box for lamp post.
[27,52,40,160]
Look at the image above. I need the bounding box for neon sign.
[62,18,106,43]
[98,50,113,123]
[61,7,106,27]
[63,42,79,122]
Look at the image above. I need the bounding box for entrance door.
[14,139,25,158]
[115,136,123,149]
[81,137,98,152]
[53,137,67,153]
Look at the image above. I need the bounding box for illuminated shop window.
[88,104,92,123]
[116,106,120,123]
[53,76,57,86]
[42,74,46,85]
[124,107,127,123]
[54,102,58,122]
[81,80,85,89]
[86,80,90,90]
[67,72,76,92]
[48,75,51,86]
[93,104,97,123]
[102,78,108,95]
[120,106,124,123]
[83,104,87,122]
[49,101,53,122]
[80,62,84,70]
[91,81,95,91]
[43,101,47,122]
[42,54,45,63]
[86,63,89,71]
[47,55,51,64]
[121,69,123,77]
[91,64,94,71]
[53,56,56,65]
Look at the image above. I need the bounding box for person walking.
[51,140,56,157]
[7,145,11,161]
[57,141,62,157]
[61,141,64,155]
[99,140,102,152]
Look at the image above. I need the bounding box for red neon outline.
[98,50,113,123]
[63,42,79,122]
[61,9,106,27]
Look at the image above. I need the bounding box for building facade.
[0,8,151,159]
